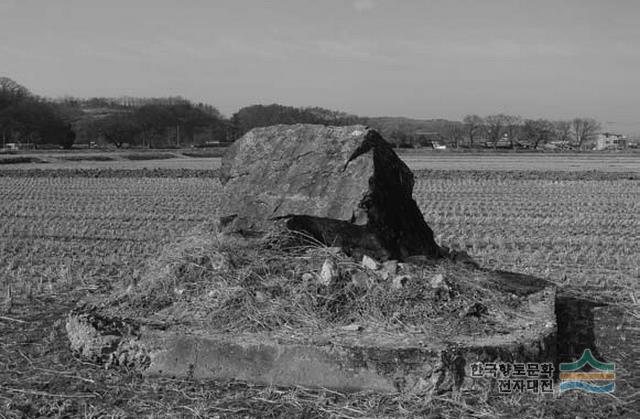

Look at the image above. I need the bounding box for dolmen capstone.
[218,124,440,261]
[66,124,561,395]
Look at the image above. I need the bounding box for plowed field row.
[1,173,638,301]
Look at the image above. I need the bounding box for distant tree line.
[381,115,602,150]
[364,118,458,148]
[459,114,601,150]
[86,103,364,149]
[0,77,235,149]
[0,77,605,150]
[230,104,364,135]
[83,101,230,148]
[2,79,368,149]
[0,77,77,149]
[56,95,221,112]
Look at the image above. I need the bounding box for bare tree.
[462,114,483,147]
[572,118,601,149]
[484,114,508,148]
[0,77,30,101]
[0,78,32,146]
[444,122,464,148]
[522,119,554,149]
[553,120,572,144]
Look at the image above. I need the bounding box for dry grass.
[112,226,541,345]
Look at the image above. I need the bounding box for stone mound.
[66,229,556,393]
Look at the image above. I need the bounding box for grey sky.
[1,0,639,132]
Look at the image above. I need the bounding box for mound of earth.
[67,229,556,393]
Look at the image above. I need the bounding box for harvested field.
[181,149,227,158]
[0,176,221,297]
[0,150,220,171]
[0,168,220,178]
[1,151,639,174]
[0,163,638,417]
[58,155,115,162]
[121,152,178,161]
[401,151,640,172]
[0,157,222,171]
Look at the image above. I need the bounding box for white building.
[595,133,626,150]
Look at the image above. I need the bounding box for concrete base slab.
[66,280,557,393]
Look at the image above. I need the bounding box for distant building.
[595,133,626,150]
[5,143,18,151]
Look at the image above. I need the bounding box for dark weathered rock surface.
[218,124,440,260]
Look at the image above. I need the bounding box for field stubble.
[0,168,638,417]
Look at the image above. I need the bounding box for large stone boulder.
[218,124,440,261]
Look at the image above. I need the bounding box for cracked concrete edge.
[65,278,557,393]
[65,311,557,394]
[144,333,400,393]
